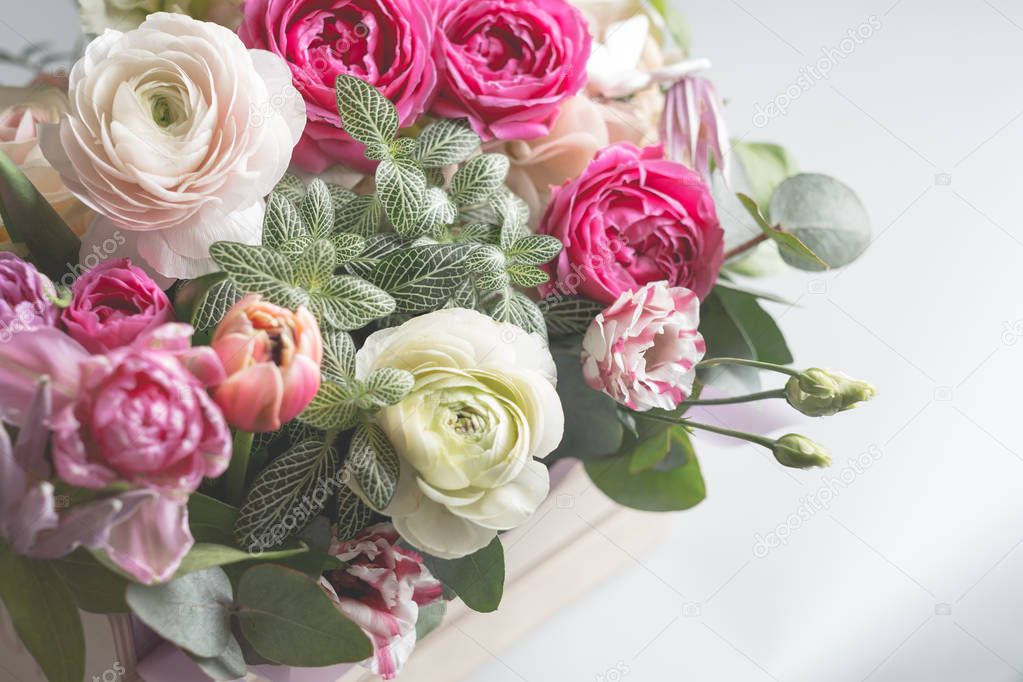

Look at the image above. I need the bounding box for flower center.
[443,402,489,442]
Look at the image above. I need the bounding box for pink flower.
[320,523,444,680]
[0,253,58,334]
[432,0,591,141]
[581,282,706,411]
[211,295,323,433]
[538,143,724,305]
[239,0,436,172]
[61,258,174,353]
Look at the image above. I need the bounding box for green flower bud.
[785,368,876,417]
[772,434,831,469]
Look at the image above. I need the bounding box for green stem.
[681,388,787,406]
[225,431,255,506]
[635,411,776,449]
[697,357,800,377]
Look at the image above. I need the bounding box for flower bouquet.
[0,0,877,680]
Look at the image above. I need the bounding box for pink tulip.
[211,295,323,433]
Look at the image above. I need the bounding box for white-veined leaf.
[300,180,334,239]
[539,297,605,337]
[348,423,399,510]
[489,290,547,339]
[476,270,510,292]
[335,74,399,148]
[307,275,396,330]
[344,234,404,278]
[297,239,337,289]
[264,192,306,250]
[364,368,415,407]
[376,157,428,236]
[415,119,480,168]
[368,245,469,313]
[322,332,357,381]
[298,380,361,431]
[450,154,509,207]
[505,263,549,288]
[334,194,382,237]
[209,242,305,309]
[334,485,375,543]
[273,174,306,204]
[192,278,242,332]
[507,234,562,265]
[465,245,505,274]
[331,233,366,266]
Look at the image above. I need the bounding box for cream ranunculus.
[0,87,94,244]
[80,0,244,34]
[354,309,565,559]
[40,13,305,280]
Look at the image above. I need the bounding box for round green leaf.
[422,537,505,613]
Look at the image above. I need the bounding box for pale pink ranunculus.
[239,0,436,172]
[538,143,724,305]
[432,0,591,141]
[39,13,305,280]
[320,523,444,680]
[60,258,174,353]
[211,295,323,433]
[581,282,705,411]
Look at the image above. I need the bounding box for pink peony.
[538,143,724,305]
[0,253,58,335]
[581,282,706,411]
[320,523,444,680]
[432,0,591,141]
[239,0,437,172]
[61,258,175,353]
[211,295,323,433]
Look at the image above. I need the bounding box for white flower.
[40,13,305,279]
[354,309,565,559]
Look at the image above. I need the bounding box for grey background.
[2,1,1021,680]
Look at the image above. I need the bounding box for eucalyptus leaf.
[732,141,797,212]
[415,600,446,641]
[736,193,827,270]
[175,542,309,577]
[192,634,246,681]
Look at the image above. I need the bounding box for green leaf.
[507,234,562,265]
[732,141,797,212]
[451,154,509,207]
[364,367,415,407]
[306,275,396,331]
[0,546,84,682]
[505,263,549,288]
[300,180,335,239]
[334,194,382,237]
[368,244,469,313]
[297,239,337,289]
[331,232,367,266]
[390,137,418,158]
[488,290,547,338]
[263,192,306,251]
[327,182,357,210]
[647,0,692,54]
[448,277,479,309]
[192,634,247,681]
[416,119,480,167]
[321,331,357,381]
[334,485,375,542]
[344,233,404,278]
[51,550,129,614]
[625,421,674,474]
[348,422,400,510]
[422,536,505,613]
[465,245,506,274]
[769,173,871,270]
[299,380,361,430]
[415,600,446,641]
[125,567,234,658]
[209,242,304,308]
[736,193,827,270]
[585,428,706,511]
[493,192,530,250]
[175,542,309,577]
[335,74,399,148]
[540,297,604,337]
[188,493,239,546]
[422,187,458,233]
[376,156,428,236]
[0,149,80,281]
[191,278,242,332]
[274,174,306,204]
[548,349,623,460]
[457,222,501,245]
[234,440,341,552]
[236,564,373,666]
[476,270,511,292]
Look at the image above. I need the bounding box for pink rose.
[211,295,323,433]
[320,523,444,680]
[61,258,175,353]
[0,253,58,334]
[432,0,591,141]
[239,0,437,172]
[581,282,705,411]
[538,143,724,305]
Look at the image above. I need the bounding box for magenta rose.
[0,253,58,334]
[582,282,706,411]
[538,143,724,305]
[433,0,590,141]
[239,0,436,172]
[61,258,174,353]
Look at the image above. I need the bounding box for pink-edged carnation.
[61,258,174,353]
[581,282,706,411]
[320,523,444,680]
[432,0,591,141]
[0,252,58,334]
[239,0,437,172]
[538,143,724,305]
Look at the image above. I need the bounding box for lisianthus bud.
[211,295,323,433]
[773,434,830,469]
[785,368,876,417]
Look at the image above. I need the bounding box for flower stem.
[681,388,787,406]
[723,233,769,261]
[634,411,776,449]
[697,357,800,377]
[225,430,255,506]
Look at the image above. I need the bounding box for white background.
[3,1,1022,681]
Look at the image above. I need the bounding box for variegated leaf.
[364,367,415,407]
[344,234,404,278]
[368,244,469,313]
[457,223,500,245]
[335,74,399,148]
[307,275,396,330]
[273,174,306,204]
[298,380,361,431]
[331,232,366,266]
[389,137,418,158]
[322,332,357,381]
[376,157,428,236]
[192,278,242,332]
[489,290,547,339]
[297,239,337,289]
[328,183,357,210]
[422,187,458,230]
[539,296,605,337]
[300,179,334,239]
[450,154,509,207]
[264,192,305,250]
[507,234,562,265]
[465,245,505,274]
[505,263,549,288]
[334,195,382,237]
[493,191,530,250]
[415,119,480,168]
[334,485,375,543]
[209,242,305,309]
[348,423,399,510]
[476,270,510,292]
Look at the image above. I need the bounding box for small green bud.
[785,368,876,417]
[772,434,831,469]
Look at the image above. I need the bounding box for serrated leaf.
[297,239,337,289]
[415,119,481,167]
[348,423,399,510]
[307,275,395,331]
[507,234,562,265]
[451,153,509,207]
[274,174,306,204]
[322,332,357,381]
[364,367,415,407]
[235,440,341,552]
[368,244,470,313]
[376,157,428,236]
[335,74,399,148]
[489,290,547,339]
[209,242,305,308]
[465,245,506,274]
[264,192,306,250]
[506,263,549,288]
[298,380,361,430]
[539,296,604,337]
[301,180,334,239]
[192,278,243,331]
[476,270,510,292]
[334,194,382,237]
[331,232,366,266]
[334,485,375,542]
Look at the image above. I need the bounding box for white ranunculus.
[80,0,244,35]
[355,309,565,559]
[40,13,305,279]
